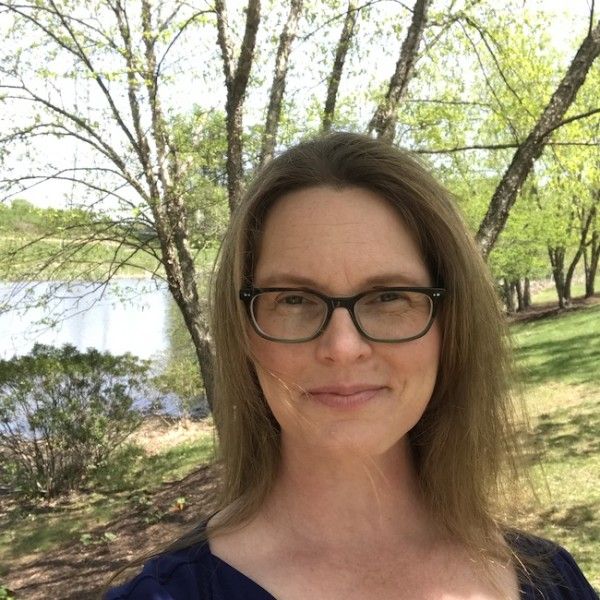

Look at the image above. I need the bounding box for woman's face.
[249,186,441,458]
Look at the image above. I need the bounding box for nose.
[315,306,372,363]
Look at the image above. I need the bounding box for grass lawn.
[511,303,600,588]
[0,234,220,281]
[532,274,600,306]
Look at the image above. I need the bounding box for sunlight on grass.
[0,493,123,566]
[510,305,600,588]
[529,274,600,306]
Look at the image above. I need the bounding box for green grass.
[0,237,162,280]
[529,274,600,306]
[511,304,600,588]
[512,304,600,387]
[0,431,214,567]
[0,235,219,281]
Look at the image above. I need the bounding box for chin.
[302,420,409,460]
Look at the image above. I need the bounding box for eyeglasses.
[239,287,445,343]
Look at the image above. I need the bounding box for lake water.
[0,279,171,361]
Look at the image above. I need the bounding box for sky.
[0,0,595,211]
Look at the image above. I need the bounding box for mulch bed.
[2,465,218,599]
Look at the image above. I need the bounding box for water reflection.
[0,279,170,361]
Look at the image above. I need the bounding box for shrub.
[0,344,157,498]
[0,584,16,599]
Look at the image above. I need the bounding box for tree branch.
[476,18,600,258]
[259,0,304,167]
[368,0,432,140]
[322,0,358,132]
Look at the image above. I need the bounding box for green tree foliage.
[0,200,94,237]
[0,344,156,498]
[0,0,599,409]
[153,299,206,418]
[169,109,230,252]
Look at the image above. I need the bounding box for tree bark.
[141,2,216,408]
[585,228,599,297]
[216,0,261,212]
[476,19,600,258]
[258,0,303,168]
[514,279,524,312]
[564,205,595,301]
[502,278,515,313]
[548,246,567,309]
[367,0,431,140]
[322,0,358,132]
[523,277,531,309]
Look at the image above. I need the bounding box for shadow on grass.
[529,398,600,460]
[91,436,215,494]
[532,501,600,567]
[516,330,600,386]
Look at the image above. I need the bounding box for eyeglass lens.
[250,290,434,341]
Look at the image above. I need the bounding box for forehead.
[254,186,432,290]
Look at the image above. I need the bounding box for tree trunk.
[216,0,262,212]
[585,229,599,297]
[564,205,595,301]
[322,0,359,132]
[514,279,524,312]
[523,277,531,309]
[502,278,516,313]
[258,0,303,167]
[367,0,431,140]
[476,19,600,258]
[172,294,215,411]
[548,246,567,309]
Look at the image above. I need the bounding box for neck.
[259,435,440,550]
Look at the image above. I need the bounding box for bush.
[0,344,157,498]
[0,584,16,599]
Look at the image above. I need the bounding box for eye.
[272,291,321,309]
[377,291,405,302]
[280,294,308,305]
[367,290,409,304]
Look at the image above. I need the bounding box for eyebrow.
[256,272,430,288]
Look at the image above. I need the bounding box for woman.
[106,132,598,599]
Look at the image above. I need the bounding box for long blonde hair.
[113,132,542,587]
[208,132,523,553]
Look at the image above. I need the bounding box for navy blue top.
[105,531,598,599]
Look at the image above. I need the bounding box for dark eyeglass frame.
[239,286,446,343]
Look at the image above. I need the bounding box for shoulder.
[505,531,599,599]
[104,541,215,600]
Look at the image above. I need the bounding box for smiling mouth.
[307,387,385,409]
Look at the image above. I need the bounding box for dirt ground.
[2,463,218,599]
[1,418,219,600]
[506,294,600,323]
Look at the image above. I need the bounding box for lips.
[307,384,385,409]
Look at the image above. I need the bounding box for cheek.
[389,326,441,390]
[249,333,292,377]
[249,334,306,418]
